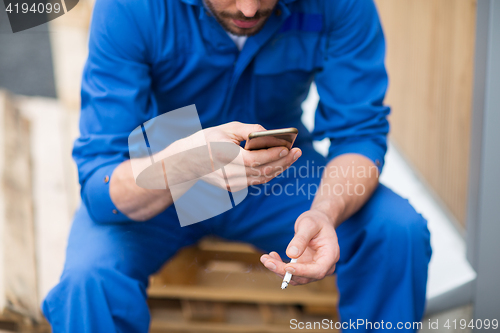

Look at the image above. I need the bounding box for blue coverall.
[42,0,432,331]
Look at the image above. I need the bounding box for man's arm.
[73,0,160,224]
[260,154,378,284]
[260,0,389,284]
[110,122,302,221]
[78,0,302,223]
[311,154,379,229]
[109,160,172,222]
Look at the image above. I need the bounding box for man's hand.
[198,122,302,191]
[258,154,378,285]
[260,210,340,285]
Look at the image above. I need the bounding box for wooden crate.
[16,96,79,304]
[0,90,39,323]
[0,92,79,332]
[148,237,339,332]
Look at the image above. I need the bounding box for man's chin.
[222,19,268,37]
[228,27,260,37]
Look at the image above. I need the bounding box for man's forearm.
[109,129,213,221]
[311,154,380,228]
[108,122,301,222]
[109,160,175,221]
[109,135,197,222]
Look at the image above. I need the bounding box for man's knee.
[42,260,106,323]
[365,185,432,264]
[60,259,108,289]
[43,258,149,330]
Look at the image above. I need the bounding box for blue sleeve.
[73,0,157,223]
[313,0,390,172]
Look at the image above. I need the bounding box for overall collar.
[184,0,293,120]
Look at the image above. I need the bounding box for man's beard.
[204,0,275,37]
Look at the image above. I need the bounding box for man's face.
[204,0,279,36]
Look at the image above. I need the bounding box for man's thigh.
[63,203,209,285]
[333,184,431,324]
[335,184,431,267]
[214,143,326,259]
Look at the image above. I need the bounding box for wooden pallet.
[148,237,339,332]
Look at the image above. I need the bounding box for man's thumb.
[227,122,266,142]
[286,241,304,259]
[286,218,320,259]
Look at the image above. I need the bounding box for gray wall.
[0,6,56,97]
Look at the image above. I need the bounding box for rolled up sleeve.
[72,0,156,223]
[313,0,390,172]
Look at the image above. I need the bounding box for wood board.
[375,0,477,226]
[0,90,39,321]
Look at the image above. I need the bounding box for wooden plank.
[198,237,259,254]
[302,305,338,319]
[181,300,226,323]
[151,301,335,332]
[0,90,39,320]
[197,250,263,266]
[150,246,200,286]
[150,319,333,333]
[148,285,338,307]
[258,304,299,326]
[374,0,476,226]
[196,238,264,265]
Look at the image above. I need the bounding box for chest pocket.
[253,34,325,75]
[251,32,326,126]
[253,13,326,75]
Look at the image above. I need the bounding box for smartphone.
[244,127,298,151]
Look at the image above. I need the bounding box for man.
[42,0,432,331]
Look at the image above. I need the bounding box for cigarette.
[281,258,298,289]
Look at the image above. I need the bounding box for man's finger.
[260,255,288,275]
[286,237,339,279]
[285,255,334,280]
[286,216,321,259]
[242,146,290,167]
[225,122,266,142]
[290,276,314,285]
[244,150,302,186]
[249,148,301,176]
[269,251,282,261]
